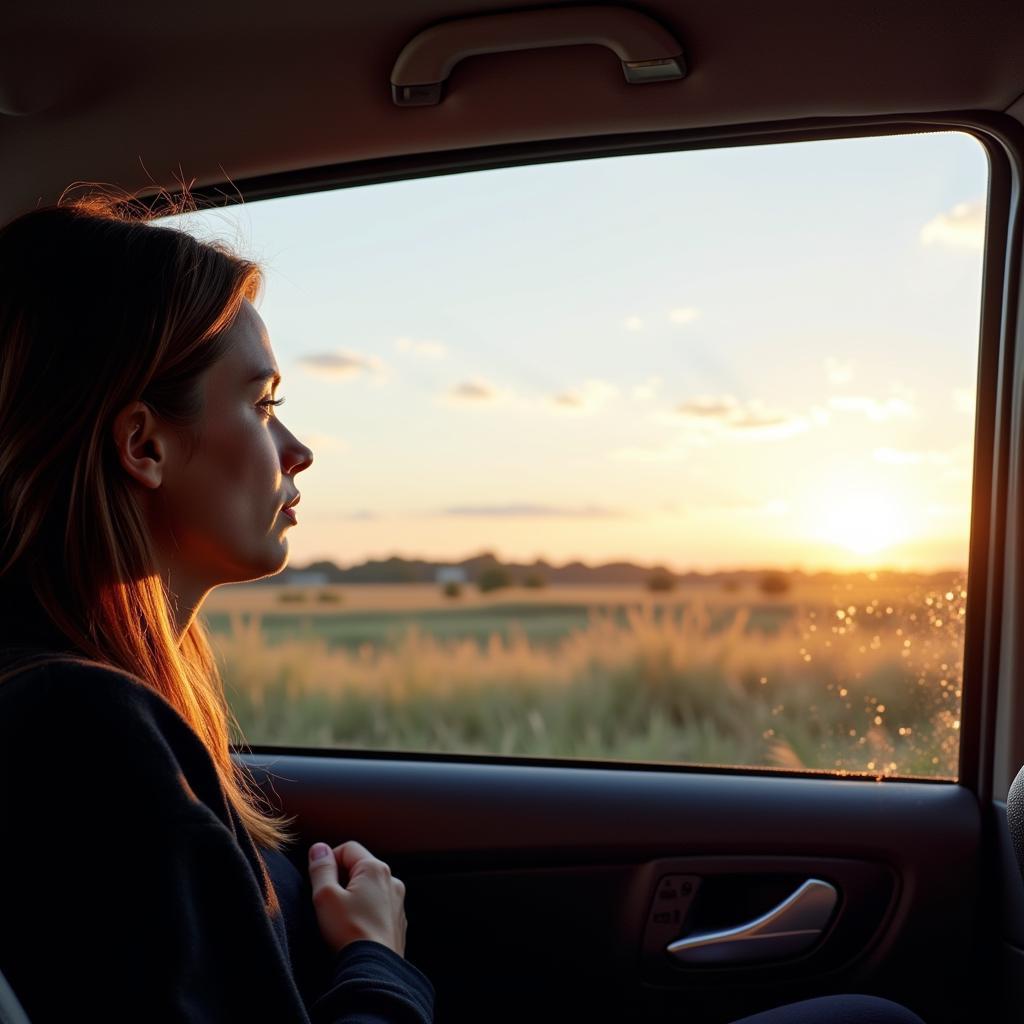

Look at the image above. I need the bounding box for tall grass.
[212,582,965,778]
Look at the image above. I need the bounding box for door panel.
[241,754,982,1023]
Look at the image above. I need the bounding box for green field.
[203,600,798,651]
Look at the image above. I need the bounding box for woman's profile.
[0,191,434,1022]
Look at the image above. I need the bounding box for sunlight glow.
[816,490,910,558]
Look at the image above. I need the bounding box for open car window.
[165,129,987,779]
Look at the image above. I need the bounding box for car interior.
[3,2,1024,1022]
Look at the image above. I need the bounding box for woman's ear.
[112,401,166,489]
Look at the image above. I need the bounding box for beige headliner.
[3,0,1024,222]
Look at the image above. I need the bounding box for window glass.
[165,131,985,778]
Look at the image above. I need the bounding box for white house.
[435,567,467,585]
[287,570,330,586]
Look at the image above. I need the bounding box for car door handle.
[665,878,838,965]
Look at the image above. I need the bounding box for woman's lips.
[282,506,297,524]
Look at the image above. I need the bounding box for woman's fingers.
[308,839,391,889]
[308,842,343,904]
[306,839,408,957]
[336,839,383,875]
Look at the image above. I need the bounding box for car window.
[165,130,986,779]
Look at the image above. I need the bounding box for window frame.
[173,111,1022,797]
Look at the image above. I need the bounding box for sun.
[816,490,909,558]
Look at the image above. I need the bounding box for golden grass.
[209,579,966,778]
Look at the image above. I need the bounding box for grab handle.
[391,5,686,106]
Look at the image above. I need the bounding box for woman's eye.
[258,396,286,416]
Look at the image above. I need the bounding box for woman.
[0,192,434,1023]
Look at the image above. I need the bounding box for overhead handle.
[666,878,839,966]
[391,5,686,106]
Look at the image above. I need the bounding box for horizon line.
[287,553,968,578]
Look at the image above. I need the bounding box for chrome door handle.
[666,878,838,965]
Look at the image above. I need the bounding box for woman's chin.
[224,545,291,586]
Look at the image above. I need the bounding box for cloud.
[920,199,985,250]
[396,337,447,359]
[825,358,854,385]
[730,409,792,430]
[827,395,914,421]
[669,307,700,325]
[339,509,379,521]
[676,395,740,419]
[551,379,617,413]
[442,503,621,518]
[449,379,498,402]
[623,315,645,332]
[297,350,382,379]
[674,394,807,439]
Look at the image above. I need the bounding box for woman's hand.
[307,839,408,957]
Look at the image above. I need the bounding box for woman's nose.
[283,436,314,475]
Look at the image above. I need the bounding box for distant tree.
[523,571,547,589]
[316,590,343,604]
[758,571,791,596]
[477,566,513,593]
[721,577,742,593]
[278,589,307,603]
[646,567,676,592]
[443,581,462,599]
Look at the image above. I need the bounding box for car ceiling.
[3,0,1024,223]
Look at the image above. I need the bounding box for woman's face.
[149,299,313,592]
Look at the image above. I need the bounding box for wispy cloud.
[677,395,740,419]
[675,395,807,438]
[396,337,447,359]
[297,350,382,379]
[442,503,622,518]
[551,379,617,413]
[669,307,700,325]
[448,379,499,402]
[920,199,985,251]
[730,408,792,430]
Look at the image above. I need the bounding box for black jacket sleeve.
[311,942,435,1024]
[0,660,434,1024]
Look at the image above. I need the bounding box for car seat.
[1009,764,1024,880]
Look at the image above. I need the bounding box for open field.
[202,577,967,778]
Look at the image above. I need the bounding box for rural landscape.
[201,555,967,780]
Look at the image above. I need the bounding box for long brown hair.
[0,188,296,852]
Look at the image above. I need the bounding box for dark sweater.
[0,648,435,1023]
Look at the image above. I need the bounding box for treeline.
[262,552,963,589]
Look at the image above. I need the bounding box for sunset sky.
[165,131,986,573]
